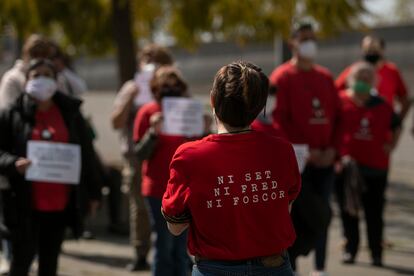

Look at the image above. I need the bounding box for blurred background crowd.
[0,0,413,276]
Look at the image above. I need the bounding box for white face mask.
[25,76,57,101]
[298,40,317,60]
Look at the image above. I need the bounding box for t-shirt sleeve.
[272,72,291,132]
[162,149,191,223]
[335,66,351,92]
[329,76,343,150]
[287,143,301,201]
[132,107,150,142]
[394,68,408,98]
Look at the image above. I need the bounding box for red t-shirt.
[269,61,341,149]
[335,61,408,106]
[31,104,71,211]
[251,119,286,139]
[133,101,188,198]
[162,131,301,260]
[338,91,400,170]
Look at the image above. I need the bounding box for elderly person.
[111,44,174,271]
[0,34,52,111]
[335,61,401,267]
[0,59,101,276]
[162,61,301,276]
[336,35,410,121]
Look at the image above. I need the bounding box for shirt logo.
[354,117,372,140]
[309,97,328,124]
[205,170,287,209]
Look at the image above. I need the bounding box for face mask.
[298,40,317,60]
[364,53,381,65]
[352,80,372,95]
[25,76,57,101]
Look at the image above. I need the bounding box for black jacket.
[0,92,101,237]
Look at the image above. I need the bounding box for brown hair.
[211,61,269,128]
[22,34,51,62]
[138,44,174,66]
[26,59,58,80]
[150,66,188,102]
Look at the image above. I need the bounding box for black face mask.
[364,53,382,65]
[159,85,183,99]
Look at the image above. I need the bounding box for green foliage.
[0,0,367,53]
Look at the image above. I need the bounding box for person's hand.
[15,158,31,174]
[150,112,163,135]
[89,200,100,217]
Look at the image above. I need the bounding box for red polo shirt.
[270,61,341,149]
[338,91,401,170]
[335,61,408,106]
[31,104,71,211]
[162,131,301,260]
[133,101,188,198]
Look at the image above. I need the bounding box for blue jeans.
[145,196,189,276]
[192,254,293,276]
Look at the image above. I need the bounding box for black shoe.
[126,258,150,271]
[372,257,383,267]
[341,253,355,264]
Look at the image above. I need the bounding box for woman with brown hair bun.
[162,61,301,275]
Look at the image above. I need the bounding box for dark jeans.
[9,211,66,276]
[335,169,387,260]
[289,165,334,271]
[192,254,293,276]
[145,196,188,276]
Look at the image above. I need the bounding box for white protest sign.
[162,97,204,137]
[134,64,155,106]
[292,144,309,173]
[26,141,81,184]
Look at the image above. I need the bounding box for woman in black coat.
[0,59,101,276]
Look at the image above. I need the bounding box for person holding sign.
[0,59,101,276]
[162,61,301,276]
[133,66,207,276]
[335,62,401,267]
[111,44,174,271]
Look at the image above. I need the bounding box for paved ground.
[34,92,414,275]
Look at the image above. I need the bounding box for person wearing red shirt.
[269,23,341,275]
[162,61,301,276]
[133,66,192,276]
[251,93,286,139]
[0,59,101,276]
[111,45,174,271]
[335,35,410,121]
[335,62,401,267]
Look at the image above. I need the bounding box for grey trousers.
[124,157,151,257]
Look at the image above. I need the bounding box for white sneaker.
[0,257,10,275]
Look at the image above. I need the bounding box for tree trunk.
[111,0,136,88]
[281,40,291,62]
